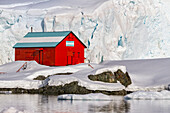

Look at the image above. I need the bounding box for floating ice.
[124,90,170,100]
[57,93,113,101]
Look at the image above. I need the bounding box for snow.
[57,93,113,100]
[124,90,170,100]
[0,0,170,64]
[102,58,170,91]
[0,57,170,92]
[95,65,126,75]
[47,63,126,91]
[0,61,125,90]
[18,36,64,43]
[48,57,170,91]
[0,0,108,13]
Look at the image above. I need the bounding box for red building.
[13,31,87,66]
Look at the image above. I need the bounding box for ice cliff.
[0,0,169,64]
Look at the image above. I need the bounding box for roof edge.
[24,31,72,38]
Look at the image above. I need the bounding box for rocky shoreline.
[0,70,133,95]
[0,81,132,95]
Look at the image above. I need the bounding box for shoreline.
[0,81,132,96]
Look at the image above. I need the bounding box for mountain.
[0,0,170,64]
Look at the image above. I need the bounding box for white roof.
[18,36,65,43]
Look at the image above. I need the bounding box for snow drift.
[0,0,170,64]
[0,61,126,90]
[0,58,170,92]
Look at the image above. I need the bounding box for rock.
[41,81,92,95]
[0,81,131,95]
[88,71,117,83]
[88,69,132,87]
[33,75,46,80]
[114,69,132,87]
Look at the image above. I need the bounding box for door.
[67,51,74,65]
[33,50,43,64]
[67,56,72,65]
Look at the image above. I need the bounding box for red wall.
[15,47,55,66]
[55,32,85,66]
[15,32,86,66]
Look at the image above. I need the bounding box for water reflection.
[88,100,130,113]
[0,94,170,113]
[125,99,170,113]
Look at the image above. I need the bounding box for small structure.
[13,31,87,66]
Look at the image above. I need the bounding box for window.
[78,52,80,58]
[66,41,74,47]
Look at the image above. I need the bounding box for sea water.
[0,94,169,113]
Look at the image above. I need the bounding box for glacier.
[0,0,170,64]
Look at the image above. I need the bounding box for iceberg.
[124,90,170,100]
[57,93,113,100]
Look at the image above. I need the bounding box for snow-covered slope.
[0,0,170,64]
[0,58,170,91]
[102,58,170,91]
[0,61,126,90]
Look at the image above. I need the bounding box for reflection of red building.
[13,31,87,66]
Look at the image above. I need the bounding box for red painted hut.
[13,31,87,66]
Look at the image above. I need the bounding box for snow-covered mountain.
[0,0,170,64]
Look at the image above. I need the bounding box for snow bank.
[95,65,126,74]
[48,75,78,86]
[0,61,90,89]
[48,64,126,91]
[0,57,170,92]
[0,80,43,89]
[0,61,126,90]
[58,93,113,100]
[0,61,94,89]
[124,90,170,100]
[102,58,170,91]
[0,61,48,73]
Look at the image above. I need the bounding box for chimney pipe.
[31,27,33,32]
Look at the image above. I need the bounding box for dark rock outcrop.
[88,71,117,83]
[33,75,46,80]
[88,69,132,87]
[114,69,132,87]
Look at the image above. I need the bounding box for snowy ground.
[102,58,170,91]
[0,61,125,91]
[0,58,170,92]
